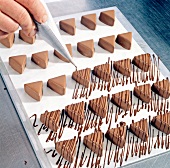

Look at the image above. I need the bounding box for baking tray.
[0,6,170,168]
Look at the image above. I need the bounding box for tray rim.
[0,58,52,168]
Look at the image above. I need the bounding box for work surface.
[0,0,170,168]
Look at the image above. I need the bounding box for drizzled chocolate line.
[135,138,139,156]
[72,53,161,100]
[79,87,85,98]
[115,106,118,123]
[57,157,63,167]
[154,131,160,149]
[75,84,80,99]
[42,113,170,167]
[106,95,111,124]
[86,150,92,167]
[38,124,48,135]
[131,135,135,157]
[94,155,101,168]
[45,149,52,154]
[84,102,88,119]
[30,114,38,127]
[119,148,125,167]
[56,155,62,165]
[148,116,151,154]
[44,149,58,157]
[58,111,67,139]
[103,139,109,168]
[88,83,93,97]
[161,132,164,149]
[90,152,95,168]
[74,137,81,168]
[83,109,92,132]
[36,56,168,168]
[150,129,154,153]
[125,129,130,161]
[72,82,78,99]
[46,131,57,143]
[78,147,87,167]
[130,91,133,117]
[138,140,142,158]
[68,119,74,128]
[107,104,114,129]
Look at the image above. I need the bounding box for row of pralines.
[21,53,169,101]
[72,53,154,90]
[59,9,116,35]
[0,9,119,49]
[8,46,72,74]
[0,30,36,48]
[40,107,170,164]
[8,31,132,75]
[40,79,170,128]
[23,74,66,101]
[75,31,132,59]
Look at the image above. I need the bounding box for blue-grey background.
[0,0,170,167]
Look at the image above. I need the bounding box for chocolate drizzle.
[38,124,48,135]
[58,111,67,139]
[79,147,87,167]
[74,137,81,168]
[31,52,170,167]
[46,131,57,143]
[45,149,58,158]
[30,114,38,127]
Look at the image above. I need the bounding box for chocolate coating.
[132,53,151,72]
[116,32,132,50]
[72,68,91,88]
[98,35,115,53]
[19,30,35,44]
[113,58,131,77]
[55,136,77,163]
[83,131,103,157]
[151,78,170,99]
[89,95,108,118]
[9,55,26,74]
[40,110,60,132]
[77,39,94,58]
[93,63,111,82]
[130,118,148,142]
[106,123,126,148]
[134,84,151,103]
[111,90,131,111]
[47,75,66,95]
[31,51,48,69]
[81,13,96,30]
[59,18,76,35]
[0,33,15,48]
[65,101,85,125]
[24,81,43,101]
[99,10,115,26]
[152,113,170,134]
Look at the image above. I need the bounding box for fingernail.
[29,29,37,37]
[42,15,48,23]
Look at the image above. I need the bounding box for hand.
[0,0,48,40]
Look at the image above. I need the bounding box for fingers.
[15,0,48,23]
[0,0,35,36]
[0,0,47,38]
[0,11,19,33]
[0,30,8,40]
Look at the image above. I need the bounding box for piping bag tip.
[70,59,77,70]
